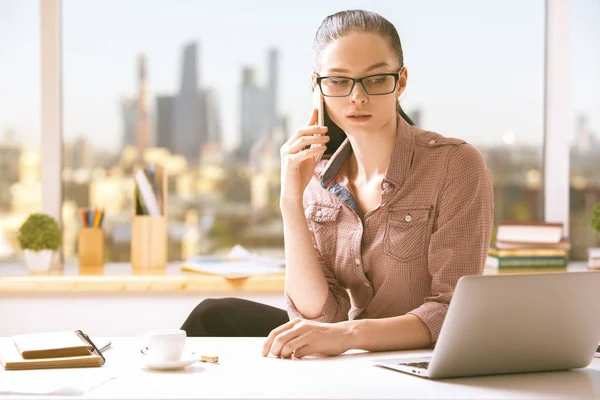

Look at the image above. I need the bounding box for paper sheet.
[0,373,117,396]
[182,245,285,279]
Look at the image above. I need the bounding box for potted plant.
[589,202,600,270]
[17,213,61,272]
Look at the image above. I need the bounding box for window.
[0,0,41,262]
[61,1,545,263]
[388,1,545,230]
[570,0,600,259]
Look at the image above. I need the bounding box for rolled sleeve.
[408,144,494,343]
[285,227,350,323]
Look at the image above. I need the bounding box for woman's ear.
[311,72,318,90]
[396,66,408,99]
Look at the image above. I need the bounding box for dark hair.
[313,10,414,127]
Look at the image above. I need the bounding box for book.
[488,247,568,258]
[494,238,571,250]
[496,221,564,244]
[135,169,161,216]
[13,330,93,359]
[486,255,567,269]
[147,164,163,212]
[0,330,105,370]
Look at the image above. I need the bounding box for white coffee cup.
[142,329,186,362]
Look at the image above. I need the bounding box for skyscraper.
[240,67,268,155]
[173,43,205,164]
[156,95,174,150]
[239,48,281,160]
[203,88,222,157]
[136,54,151,153]
[154,42,222,165]
[121,97,137,148]
[267,48,279,131]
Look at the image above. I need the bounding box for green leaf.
[592,202,600,237]
[17,213,62,251]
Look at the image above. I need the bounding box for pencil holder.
[131,163,168,270]
[78,227,104,268]
[131,215,167,270]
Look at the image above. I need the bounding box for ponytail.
[397,102,414,126]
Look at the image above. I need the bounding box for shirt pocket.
[305,203,341,256]
[384,205,432,262]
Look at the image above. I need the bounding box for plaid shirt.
[285,115,494,343]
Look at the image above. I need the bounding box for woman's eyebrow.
[327,62,390,74]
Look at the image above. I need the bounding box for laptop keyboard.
[402,361,430,370]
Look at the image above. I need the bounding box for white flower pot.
[588,247,600,270]
[24,249,54,273]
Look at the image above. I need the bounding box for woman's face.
[314,32,407,136]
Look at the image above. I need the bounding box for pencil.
[93,208,101,228]
[79,208,87,227]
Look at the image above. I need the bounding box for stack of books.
[0,330,106,370]
[487,221,570,269]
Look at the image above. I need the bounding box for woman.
[181,9,494,359]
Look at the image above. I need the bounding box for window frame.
[39,0,572,257]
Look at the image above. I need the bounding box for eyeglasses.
[316,70,402,97]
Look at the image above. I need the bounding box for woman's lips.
[347,115,372,122]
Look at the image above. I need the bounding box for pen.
[190,257,248,263]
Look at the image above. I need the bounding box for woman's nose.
[349,83,368,103]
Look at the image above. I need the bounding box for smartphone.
[310,87,326,162]
[310,87,346,162]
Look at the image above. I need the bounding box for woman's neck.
[347,117,397,184]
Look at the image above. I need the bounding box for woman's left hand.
[262,318,352,359]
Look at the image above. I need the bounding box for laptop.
[375,271,600,379]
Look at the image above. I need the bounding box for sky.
[0,0,598,152]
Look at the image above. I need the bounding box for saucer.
[142,352,200,371]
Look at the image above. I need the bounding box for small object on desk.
[182,245,285,279]
[0,330,105,370]
[13,330,94,359]
[588,248,600,270]
[78,207,105,268]
[131,164,168,270]
[200,355,219,363]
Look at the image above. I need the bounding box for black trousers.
[181,298,290,337]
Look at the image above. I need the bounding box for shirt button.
[354,258,361,266]
[405,215,412,222]
[428,139,436,146]
[315,210,322,218]
[382,182,390,190]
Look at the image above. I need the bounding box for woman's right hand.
[279,108,330,207]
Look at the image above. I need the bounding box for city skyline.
[1,0,598,152]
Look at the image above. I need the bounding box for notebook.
[0,330,105,370]
[13,330,94,359]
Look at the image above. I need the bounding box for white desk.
[0,262,590,337]
[1,337,599,399]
